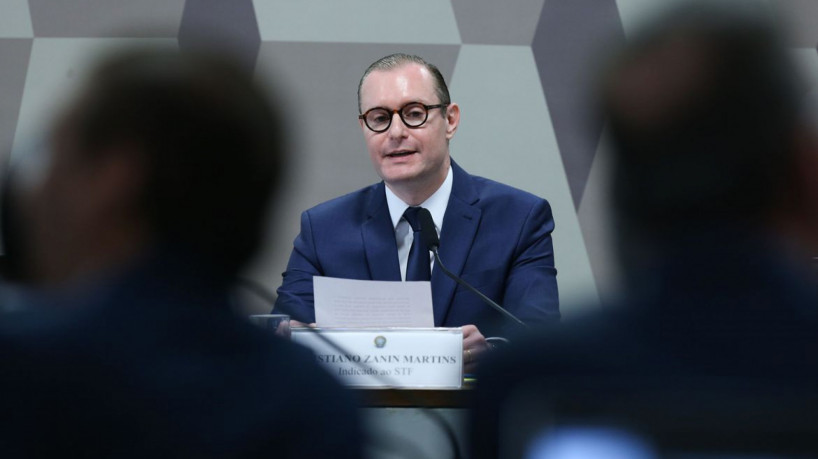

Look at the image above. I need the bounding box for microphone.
[417,208,527,328]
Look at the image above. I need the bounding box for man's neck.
[39,221,151,288]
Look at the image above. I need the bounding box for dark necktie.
[402,206,432,281]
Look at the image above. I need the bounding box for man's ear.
[445,103,460,140]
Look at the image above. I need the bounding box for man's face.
[358,63,459,194]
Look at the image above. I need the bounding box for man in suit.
[0,48,362,458]
[472,4,818,458]
[274,53,560,366]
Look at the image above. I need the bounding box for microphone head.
[418,207,440,251]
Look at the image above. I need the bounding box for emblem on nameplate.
[374,335,387,348]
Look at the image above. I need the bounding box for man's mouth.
[385,150,416,158]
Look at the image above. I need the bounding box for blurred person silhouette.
[0,48,362,458]
[471,2,818,458]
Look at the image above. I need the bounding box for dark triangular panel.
[178,0,261,73]
[532,0,624,208]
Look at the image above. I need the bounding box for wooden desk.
[354,387,473,408]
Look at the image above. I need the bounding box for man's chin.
[378,164,421,185]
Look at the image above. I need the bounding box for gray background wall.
[1,0,816,316]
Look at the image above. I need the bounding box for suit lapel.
[432,161,481,325]
[362,183,402,281]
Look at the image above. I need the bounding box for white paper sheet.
[313,276,434,328]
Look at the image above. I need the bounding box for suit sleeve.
[501,198,560,326]
[274,211,321,323]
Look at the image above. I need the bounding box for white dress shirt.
[384,165,453,281]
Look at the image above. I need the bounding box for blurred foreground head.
[14,48,284,285]
[601,2,818,261]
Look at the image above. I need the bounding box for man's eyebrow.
[362,101,428,112]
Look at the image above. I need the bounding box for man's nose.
[386,112,407,138]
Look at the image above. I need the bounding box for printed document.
[313,276,434,327]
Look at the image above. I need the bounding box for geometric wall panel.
[28,0,184,37]
[577,128,620,305]
[0,39,32,165]
[0,0,33,38]
[179,0,260,72]
[450,0,545,45]
[533,0,625,209]
[253,0,461,44]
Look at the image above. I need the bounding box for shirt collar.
[384,165,453,232]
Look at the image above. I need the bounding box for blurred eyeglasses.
[359,102,447,133]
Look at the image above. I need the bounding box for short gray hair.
[357,53,451,113]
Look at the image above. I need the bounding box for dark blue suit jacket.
[275,161,559,336]
[0,248,362,458]
[472,233,818,457]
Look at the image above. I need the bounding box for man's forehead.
[360,63,436,105]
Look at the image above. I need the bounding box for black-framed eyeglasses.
[359,102,447,133]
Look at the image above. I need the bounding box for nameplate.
[292,328,463,389]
